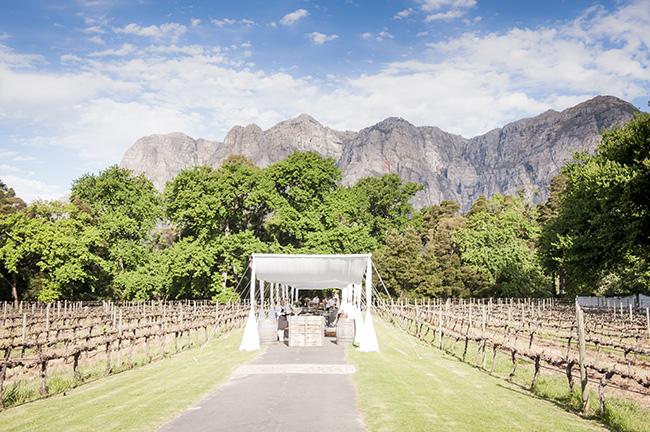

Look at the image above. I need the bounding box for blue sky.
[1,0,648,202]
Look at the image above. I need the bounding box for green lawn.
[347,316,608,432]
[0,330,260,432]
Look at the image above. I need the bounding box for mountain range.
[120,95,639,211]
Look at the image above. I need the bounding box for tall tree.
[348,173,424,241]
[70,165,161,298]
[416,206,487,298]
[375,227,422,298]
[164,157,269,297]
[540,110,650,295]
[71,165,161,241]
[456,194,550,297]
[0,180,26,215]
[265,151,342,249]
[0,201,108,301]
[0,180,27,304]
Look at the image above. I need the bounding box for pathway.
[157,337,365,432]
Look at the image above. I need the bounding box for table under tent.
[239,253,379,352]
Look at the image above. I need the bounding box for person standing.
[276,300,288,342]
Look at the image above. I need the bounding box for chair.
[326,308,339,327]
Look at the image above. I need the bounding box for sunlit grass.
[1,326,231,409]
[365,315,650,432]
[348,315,608,432]
[0,329,260,432]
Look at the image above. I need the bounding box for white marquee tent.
[239,253,379,352]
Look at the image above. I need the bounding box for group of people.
[273,293,340,342]
[309,295,339,310]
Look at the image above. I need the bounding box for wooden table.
[288,315,324,347]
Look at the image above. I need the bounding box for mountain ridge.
[120,95,639,210]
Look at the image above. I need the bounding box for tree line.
[1,110,648,303]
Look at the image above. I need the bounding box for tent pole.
[365,256,372,309]
[239,255,260,351]
[358,256,379,352]
[259,279,266,320]
[250,258,256,311]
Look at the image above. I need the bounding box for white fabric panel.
[258,279,266,321]
[253,254,371,289]
[239,306,261,351]
[357,310,379,352]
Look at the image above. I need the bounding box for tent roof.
[252,253,370,289]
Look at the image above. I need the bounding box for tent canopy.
[252,253,370,289]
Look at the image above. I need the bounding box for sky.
[0,0,649,203]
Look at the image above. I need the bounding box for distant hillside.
[120,95,638,210]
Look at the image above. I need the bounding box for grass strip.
[0,329,260,432]
[347,315,608,432]
[411,320,650,432]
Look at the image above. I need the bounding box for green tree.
[164,157,270,298]
[265,151,342,249]
[540,111,650,295]
[0,180,27,304]
[536,174,567,296]
[71,165,161,242]
[375,227,422,298]
[457,194,550,297]
[416,206,487,298]
[346,173,424,242]
[70,166,162,298]
[0,180,26,215]
[0,201,108,301]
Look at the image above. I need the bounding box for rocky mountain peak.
[120,96,639,210]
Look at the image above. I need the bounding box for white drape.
[253,254,370,289]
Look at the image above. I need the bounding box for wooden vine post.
[646,308,649,343]
[437,306,443,349]
[576,300,589,412]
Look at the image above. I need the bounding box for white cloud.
[0,173,65,203]
[417,0,476,21]
[88,35,105,44]
[211,18,256,28]
[0,43,45,68]
[1,0,648,202]
[61,54,83,62]
[418,0,476,12]
[191,18,200,27]
[423,3,650,100]
[280,9,309,26]
[360,31,393,42]
[83,25,105,34]
[307,32,339,45]
[425,10,465,22]
[88,43,135,57]
[212,18,235,27]
[394,8,414,19]
[12,156,36,162]
[113,23,187,43]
